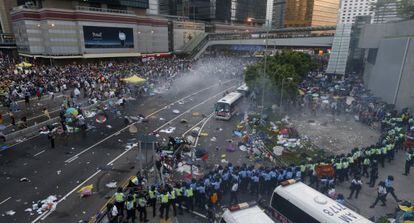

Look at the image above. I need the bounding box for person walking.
[403,149,413,176]
[43,108,51,119]
[147,186,157,217]
[368,162,378,187]
[348,176,362,199]
[229,180,239,205]
[184,185,194,213]
[106,203,119,223]
[48,130,55,149]
[159,190,170,220]
[8,110,15,126]
[370,181,388,208]
[125,195,136,223]
[137,193,149,222]
[169,187,177,217]
[114,187,126,218]
[384,175,400,202]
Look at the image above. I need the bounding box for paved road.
[0,76,238,223]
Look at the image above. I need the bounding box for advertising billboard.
[83,26,134,48]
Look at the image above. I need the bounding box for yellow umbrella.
[16,62,32,68]
[121,75,146,84]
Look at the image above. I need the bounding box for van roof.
[274,182,372,223]
[222,205,274,223]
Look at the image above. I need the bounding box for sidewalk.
[336,150,414,220]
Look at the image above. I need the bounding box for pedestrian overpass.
[180,26,335,58]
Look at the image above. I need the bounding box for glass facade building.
[159,0,265,23]
[282,0,339,27]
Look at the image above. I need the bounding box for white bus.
[269,180,372,223]
[236,84,249,97]
[220,201,275,223]
[215,92,243,120]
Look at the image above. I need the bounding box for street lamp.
[280,77,293,111]
[247,18,272,116]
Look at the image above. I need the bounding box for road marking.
[181,114,212,137]
[32,169,103,223]
[33,149,46,157]
[0,197,12,205]
[64,81,235,163]
[35,83,237,222]
[65,155,78,163]
[192,113,214,148]
[154,85,235,133]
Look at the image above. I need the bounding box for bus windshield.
[215,102,230,113]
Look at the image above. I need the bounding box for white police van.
[269,180,373,223]
[220,201,275,223]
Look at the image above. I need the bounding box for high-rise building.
[159,0,266,24]
[339,0,376,24]
[0,0,17,33]
[372,0,403,23]
[282,0,340,27]
[327,0,376,74]
[272,0,286,28]
[266,0,275,27]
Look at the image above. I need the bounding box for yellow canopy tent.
[121,75,146,84]
[16,62,32,68]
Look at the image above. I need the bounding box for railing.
[75,6,134,15]
[181,33,208,53]
[0,34,16,46]
[190,34,209,58]
[208,32,335,41]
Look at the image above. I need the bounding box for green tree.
[244,50,316,100]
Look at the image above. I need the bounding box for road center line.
[64,81,235,163]
[33,150,46,157]
[35,84,236,222]
[0,197,12,205]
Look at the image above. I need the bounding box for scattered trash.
[176,162,200,175]
[210,137,217,142]
[129,125,138,133]
[180,119,188,123]
[200,132,208,137]
[78,184,93,198]
[126,143,138,150]
[192,112,200,117]
[56,170,61,175]
[273,146,284,156]
[159,117,165,121]
[19,177,30,182]
[239,145,247,151]
[106,125,112,129]
[24,208,32,213]
[84,111,96,118]
[95,115,107,123]
[191,127,200,137]
[5,210,16,216]
[178,101,184,105]
[172,109,180,114]
[233,131,242,137]
[160,127,176,134]
[105,181,117,189]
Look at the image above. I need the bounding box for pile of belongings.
[29,195,58,215]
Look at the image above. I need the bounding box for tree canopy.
[244,50,316,100]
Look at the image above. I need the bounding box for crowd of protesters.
[104,69,414,222]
